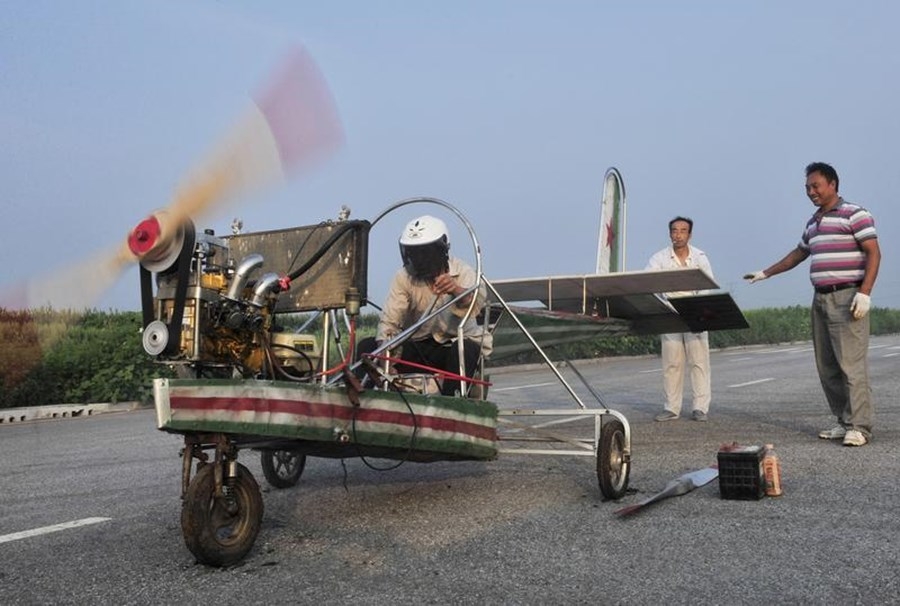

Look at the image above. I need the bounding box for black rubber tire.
[260,449,306,489]
[597,418,630,500]
[181,462,264,567]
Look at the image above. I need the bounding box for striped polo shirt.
[799,198,877,288]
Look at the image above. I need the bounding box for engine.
[135,216,370,380]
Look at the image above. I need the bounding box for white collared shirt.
[646,244,715,298]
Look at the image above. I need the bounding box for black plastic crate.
[717,445,765,500]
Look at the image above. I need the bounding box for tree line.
[2,307,899,408]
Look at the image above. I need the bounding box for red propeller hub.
[128,216,162,256]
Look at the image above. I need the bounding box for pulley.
[142,320,170,356]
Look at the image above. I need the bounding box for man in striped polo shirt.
[744,162,881,447]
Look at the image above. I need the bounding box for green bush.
[0,309,171,408]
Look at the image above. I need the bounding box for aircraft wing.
[666,292,750,332]
[489,268,717,308]
[487,268,747,339]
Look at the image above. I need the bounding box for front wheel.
[181,462,264,566]
[260,449,306,489]
[597,418,630,500]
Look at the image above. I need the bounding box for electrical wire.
[350,378,419,472]
[267,342,315,382]
[285,222,324,277]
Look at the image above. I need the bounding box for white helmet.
[400,215,448,246]
[399,215,450,281]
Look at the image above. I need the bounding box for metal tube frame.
[337,196,632,463]
[337,197,488,395]
[482,276,632,461]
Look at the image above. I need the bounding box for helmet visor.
[401,241,449,281]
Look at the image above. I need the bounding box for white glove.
[743,271,768,284]
[850,292,871,319]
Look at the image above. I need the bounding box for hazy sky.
[2,1,898,314]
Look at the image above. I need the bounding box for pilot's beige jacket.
[376,257,492,356]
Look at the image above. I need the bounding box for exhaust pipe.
[250,272,282,307]
[225,254,264,301]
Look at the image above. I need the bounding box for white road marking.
[883,352,900,358]
[870,344,890,350]
[639,368,662,374]
[728,378,775,389]
[728,357,754,362]
[492,382,557,392]
[767,346,815,354]
[0,517,111,544]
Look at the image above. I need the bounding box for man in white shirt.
[646,216,714,422]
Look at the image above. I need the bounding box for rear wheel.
[597,418,630,500]
[181,462,263,566]
[260,449,306,489]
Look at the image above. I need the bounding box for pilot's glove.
[743,271,768,284]
[850,292,871,320]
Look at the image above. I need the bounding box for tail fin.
[595,167,626,274]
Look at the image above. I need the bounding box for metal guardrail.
[0,402,141,424]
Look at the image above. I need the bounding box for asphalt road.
[1,335,899,605]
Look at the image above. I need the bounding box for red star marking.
[605,220,616,248]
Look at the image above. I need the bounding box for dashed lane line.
[0,517,111,545]
[728,378,776,389]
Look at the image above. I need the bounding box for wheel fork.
[180,433,239,501]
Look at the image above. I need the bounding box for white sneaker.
[818,426,847,440]
[842,429,868,447]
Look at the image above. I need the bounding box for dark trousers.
[357,336,481,396]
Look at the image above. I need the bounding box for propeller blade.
[1,242,135,312]
[166,45,344,227]
[1,45,343,313]
[127,45,344,272]
[614,465,718,517]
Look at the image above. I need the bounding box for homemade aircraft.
[141,185,747,566]
[2,49,748,567]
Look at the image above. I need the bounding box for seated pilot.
[357,215,491,396]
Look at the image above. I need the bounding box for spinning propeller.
[1,46,343,312]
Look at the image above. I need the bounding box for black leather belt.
[814,282,861,294]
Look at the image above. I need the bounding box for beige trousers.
[660,332,711,414]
